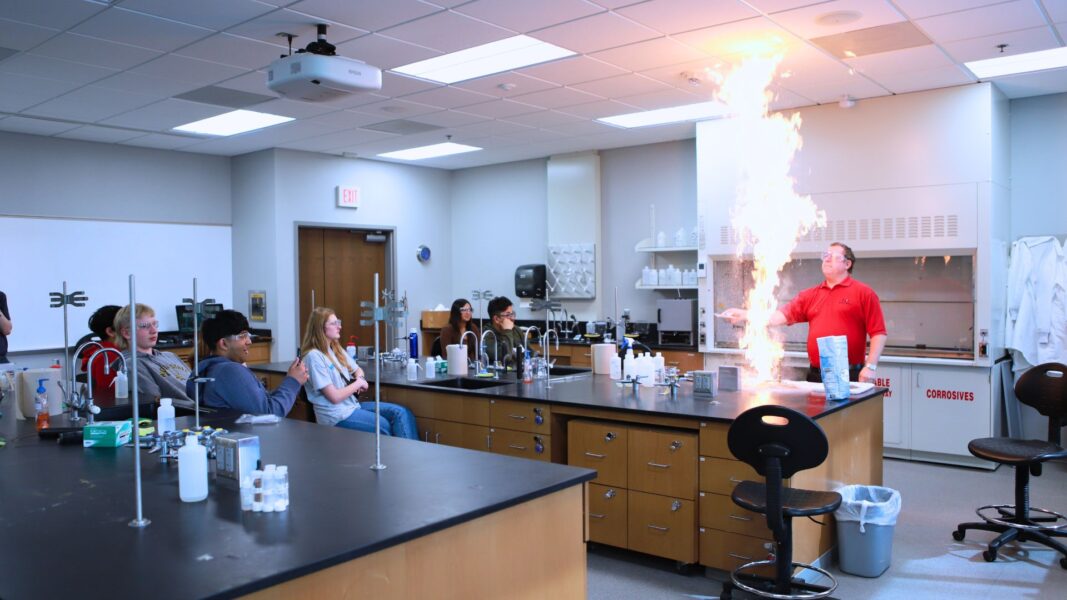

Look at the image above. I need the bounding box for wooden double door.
[298,227,389,348]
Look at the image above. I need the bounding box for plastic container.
[406,358,420,381]
[408,328,419,359]
[114,368,128,399]
[35,378,50,431]
[653,353,666,384]
[609,355,622,380]
[251,469,264,512]
[275,465,289,511]
[157,398,176,435]
[262,465,276,513]
[178,434,208,502]
[522,351,533,383]
[346,336,357,358]
[240,476,253,511]
[424,356,437,379]
[834,485,902,577]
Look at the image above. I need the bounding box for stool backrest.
[1014,362,1067,445]
[727,405,829,479]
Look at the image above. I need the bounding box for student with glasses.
[482,296,525,369]
[115,303,192,401]
[189,309,308,416]
[721,242,887,384]
[438,298,480,361]
[299,307,417,438]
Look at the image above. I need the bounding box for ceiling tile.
[846,44,956,76]
[406,109,486,127]
[916,0,1047,44]
[0,18,60,51]
[570,73,672,97]
[94,70,207,98]
[990,68,1067,98]
[451,119,535,137]
[119,0,277,31]
[57,125,146,143]
[399,86,496,109]
[336,34,439,70]
[379,72,441,97]
[248,97,339,118]
[454,98,542,118]
[288,0,441,32]
[215,70,274,94]
[590,37,709,72]
[31,33,162,71]
[518,56,627,85]
[617,0,757,35]
[941,25,1060,63]
[540,118,617,136]
[278,127,396,152]
[586,0,649,8]
[123,133,204,150]
[380,11,512,53]
[1051,2,1067,23]
[745,0,844,13]
[453,72,560,98]
[22,85,160,122]
[0,115,81,136]
[556,98,641,118]
[0,72,81,112]
[305,109,399,129]
[866,64,975,94]
[614,86,702,109]
[129,54,247,87]
[326,91,392,109]
[493,127,566,145]
[892,0,1013,20]
[510,86,603,108]
[769,0,907,40]
[71,7,214,53]
[639,58,725,90]
[226,9,365,47]
[356,98,443,119]
[456,0,605,33]
[766,84,816,110]
[98,98,229,131]
[0,53,118,86]
[1,0,105,30]
[533,11,661,53]
[174,33,286,70]
[503,109,585,128]
[778,70,889,103]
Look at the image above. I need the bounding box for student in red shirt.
[81,305,121,399]
[722,242,887,383]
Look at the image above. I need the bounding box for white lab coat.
[1005,236,1067,371]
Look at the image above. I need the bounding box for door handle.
[729,514,752,522]
[507,414,527,420]
[584,452,606,459]
[508,443,527,451]
[589,513,606,519]
[434,432,441,444]
[647,462,671,469]
[647,524,669,532]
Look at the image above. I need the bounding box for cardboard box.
[83,420,132,448]
[421,310,449,329]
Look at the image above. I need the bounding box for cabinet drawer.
[661,350,703,373]
[699,491,772,538]
[627,490,696,563]
[489,429,551,462]
[570,348,592,367]
[628,428,697,500]
[699,421,731,458]
[490,399,551,434]
[401,391,489,426]
[246,342,271,364]
[699,528,775,576]
[699,456,762,496]
[568,420,628,488]
[588,483,628,548]
[459,424,491,452]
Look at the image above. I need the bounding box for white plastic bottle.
[114,368,129,399]
[240,476,253,511]
[609,354,622,380]
[262,464,276,513]
[406,358,420,381]
[275,465,289,511]
[424,356,437,379]
[157,398,176,435]
[623,348,636,381]
[654,353,666,384]
[178,434,208,502]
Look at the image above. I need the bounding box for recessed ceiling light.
[378,142,482,161]
[393,35,575,84]
[172,109,293,136]
[817,11,862,26]
[965,46,1067,79]
[597,101,729,128]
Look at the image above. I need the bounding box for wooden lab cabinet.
[660,350,704,373]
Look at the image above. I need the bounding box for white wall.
[1010,92,1067,239]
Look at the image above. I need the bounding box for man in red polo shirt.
[722,242,887,383]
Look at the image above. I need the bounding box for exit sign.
[336,185,360,209]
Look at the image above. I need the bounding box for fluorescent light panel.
[598,101,729,128]
[173,109,293,136]
[393,35,575,84]
[965,46,1067,79]
[378,142,482,161]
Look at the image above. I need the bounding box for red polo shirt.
[780,277,887,367]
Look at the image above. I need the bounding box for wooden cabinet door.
[567,420,628,488]
[570,347,593,367]
[490,399,551,435]
[699,456,762,496]
[699,528,775,574]
[298,227,325,343]
[661,350,704,373]
[627,490,696,563]
[588,483,628,548]
[415,417,439,444]
[459,424,491,452]
[489,428,551,462]
[699,421,731,458]
[699,491,772,538]
[628,428,698,500]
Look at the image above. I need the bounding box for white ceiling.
[1,0,1064,169]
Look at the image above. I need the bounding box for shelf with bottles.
[636,264,699,289]
[634,238,698,253]
[633,281,699,290]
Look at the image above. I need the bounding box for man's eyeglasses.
[325,319,343,327]
[135,321,159,331]
[821,251,847,263]
[498,311,516,319]
[228,332,252,342]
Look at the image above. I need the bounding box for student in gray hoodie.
[115,303,192,402]
[187,309,307,416]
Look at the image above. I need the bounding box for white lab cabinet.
[873,364,910,451]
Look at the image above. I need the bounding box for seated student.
[438,298,480,361]
[115,303,192,402]
[482,296,525,368]
[188,309,307,416]
[300,307,417,438]
[81,305,121,399]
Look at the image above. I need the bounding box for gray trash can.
[834,485,902,577]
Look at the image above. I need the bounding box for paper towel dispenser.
[515,264,546,299]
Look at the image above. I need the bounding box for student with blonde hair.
[115,303,191,401]
[300,307,417,438]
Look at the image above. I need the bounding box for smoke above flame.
[713,54,825,382]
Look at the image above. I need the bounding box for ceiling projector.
[267,25,382,102]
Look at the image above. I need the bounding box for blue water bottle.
[408,328,419,359]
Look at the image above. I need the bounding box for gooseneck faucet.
[543,329,560,388]
[84,347,126,424]
[479,329,498,376]
[68,340,105,422]
[459,329,479,373]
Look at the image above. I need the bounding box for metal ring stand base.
[370,463,387,471]
[128,518,151,528]
[729,559,837,600]
[976,504,1067,532]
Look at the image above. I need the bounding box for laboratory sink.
[420,377,515,391]
[547,366,592,377]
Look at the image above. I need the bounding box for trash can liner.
[835,485,901,533]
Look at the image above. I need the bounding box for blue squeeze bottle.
[408,328,419,359]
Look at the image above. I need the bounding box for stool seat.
[733,481,842,518]
[968,437,1067,465]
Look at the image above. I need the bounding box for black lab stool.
[721,406,842,599]
[952,362,1067,568]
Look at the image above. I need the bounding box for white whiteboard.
[2,216,233,352]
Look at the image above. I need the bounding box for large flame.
[715,54,825,382]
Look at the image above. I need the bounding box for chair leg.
[954,520,1010,541]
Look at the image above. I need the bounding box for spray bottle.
[346,335,357,358]
[35,378,50,431]
[408,328,419,359]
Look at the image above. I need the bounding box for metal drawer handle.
[667,361,680,366]
[647,524,670,532]
[647,462,671,469]
[434,432,441,444]
[424,432,431,442]
[728,553,753,561]
[729,514,752,522]
[590,513,606,519]
[729,477,744,483]
[508,443,527,451]
[584,452,606,459]
[583,352,591,357]
[507,414,527,420]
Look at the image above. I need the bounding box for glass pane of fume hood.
[712,255,974,359]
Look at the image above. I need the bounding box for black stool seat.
[969,437,1067,465]
[732,481,842,518]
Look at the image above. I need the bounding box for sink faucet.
[523,326,541,353]
[542,329,560,388]
[459,329,479,373]
[67,340,105,422]
[84,347,126,424]
[479,329,499,377]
